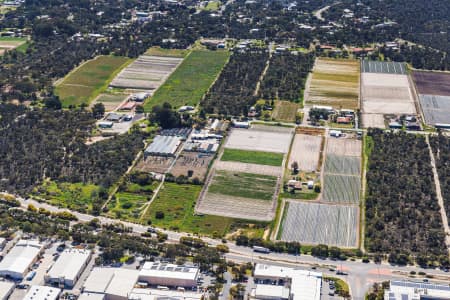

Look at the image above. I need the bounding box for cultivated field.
[215,161,282,177]
[145,50,230,110]
[307,58,360,109]
[198,192,274,221]
[134,156,174,174]
[208,171,277,201]
[94,93,128,111]
[56,56,131,107]
[280,201,358,247]
[361,72,416,127]
[288,134,322,172]
[225,126,293,154]
[272,101,298,122]
[326,138,361,157]
[361,60,407,75]
[145,47,189,58]
[221,148,284,166]
[110,55,183,90]
[419,95,450,125]
[322,174,360,204]
[324,154,360,175]
[413,71,450,96]
[170,151,214,180]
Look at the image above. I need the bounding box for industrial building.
[45,248,92,288]
[0,239,43,280]
[129,288,204,300]
[252,264,322,300]
[0,281,15,300]
[78,293,106,300]
[384,280,450,300]
[23,285,61,300]
[83,267,139,300]
[138,262,199,287]
[144,135,182,157]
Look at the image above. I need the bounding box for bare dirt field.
[289,134,323,172]
[225,126,293,154]
[280,201,358,247]
[110,55,183,90]
[215,161,282,176]
[307,58,360,109]
[412,71,450,96]
[362,113,385,128]
[361,73,416,116]
[326,137,361,157]
[197,192,274,221]
[170,152,213,180]
[134,156,174,174]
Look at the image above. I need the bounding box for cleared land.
[361,72,416,127]
[324,154,360,175]
[107,191,150,221]
[419,95,450,125]
[307,58,360,109]
[170,151,214,180]
[361,60,407,75]
[322,174,360,204]
[56,56,131,107]
[280,201,358,247]
[134,156,174,174]
[145,50,230,110]
[288,134,322,172]
[361,114,385,128]
[221,148,284,166]
[94,93,128,111]
[110,55,182,90]
[225,126,293,154]
[144,183,234,235]
[272,101,298,122]
[208,171,277,201]
[215,161,282,177]
[413,71,450,96]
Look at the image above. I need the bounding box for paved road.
[14,196,450,299]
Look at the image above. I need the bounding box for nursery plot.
[361,61,407,75]
[326,138,361,157]
[288,134,322,172]
[413,71,450,96]
[134,156,174,174]
[110,55,183,90]
[322,174,360,204]
[215,161,282,177]
[225,127,293,154]
[419,95,450,125]
[324,154,360,175]
[280,201,358,247]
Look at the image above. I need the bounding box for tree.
[44,96,62,109]
[92,103,105,119]
[149,102,181,129]
[291,161,299,174]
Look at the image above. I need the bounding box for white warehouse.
[138,262,199,287]
[0,281,15,300]
[83,267,139,300]
[24,285,61,300]
[0,239,43,280]
[45,248,92,288]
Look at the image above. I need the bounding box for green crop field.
[144,182,233,236]
[221,148,284,166]
[32,181,104,213]
[209,170,277,200]
[144,50,229,111]
[145,47,189,58]
[55,55,131,107]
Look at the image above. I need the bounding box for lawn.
[144,50,229,111]
[0,36,28,54]
[204,0,221,10]
[144,182,233,236]
[145,47,189,58]
[209,170,277,200]
[221,148,284,166]
[32,181,105,213]
[55,55,131,107]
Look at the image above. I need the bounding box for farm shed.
[98,121,114,129]
[45,248,92,288]
[105,113,123,122]
[0,240,43,280]
[144,135,182,157]
[24,286,61,300]
[138,262,199,287]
